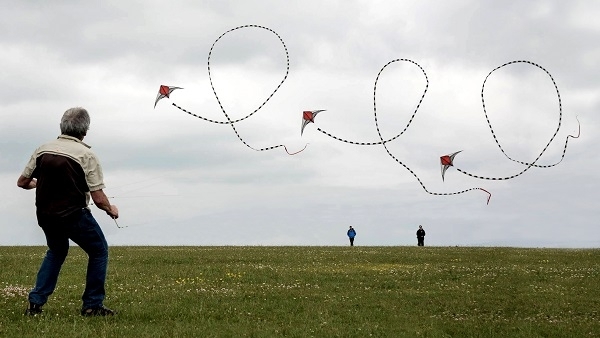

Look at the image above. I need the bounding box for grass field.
[1,246,599,337]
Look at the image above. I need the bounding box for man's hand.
[90,189,119,219]
[107,205,119,219]
[17,175,37,190]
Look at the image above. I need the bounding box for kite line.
[302,59,492,204]
[154,24,306,155]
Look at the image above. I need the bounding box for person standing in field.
[417,225,426,246]
[347,226,357,246]
[17,107,119,317]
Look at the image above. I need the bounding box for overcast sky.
[1,0,598,247]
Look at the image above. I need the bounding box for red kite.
[301,110,325,135]
[154,85,182,108]
[440,151,462,181]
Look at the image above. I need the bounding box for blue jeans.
[29,208,109,309]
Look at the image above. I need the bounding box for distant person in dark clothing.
[417,225,425,246]
[347,226,356,246]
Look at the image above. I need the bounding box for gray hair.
[60,107,90,138]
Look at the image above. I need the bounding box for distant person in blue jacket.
[417,225,426,246]
[347,226,357,246]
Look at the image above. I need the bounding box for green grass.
[1,246,599,337]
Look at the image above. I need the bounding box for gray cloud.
[1,0,598,246]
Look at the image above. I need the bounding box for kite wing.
[440,150,462,181]
[154,85,183,108]
[301,110,325,135]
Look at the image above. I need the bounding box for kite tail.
[284,143,309,155]
[380,142,492,204]
[222,117,306,155]
[312,58,428,146]
[171,102,240,124]
[478,188,492,205]
[465,60,579,180]
[500,116,580,169]
[157,25,297,156]
[363,59,491,205]
[569,116,581,139]
[207,25,290,125]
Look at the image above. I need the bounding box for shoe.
[81,305,115,317]
[24,302,43,316]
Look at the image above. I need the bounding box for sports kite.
[154,85,182,108]
[154,25,306,155]
[440,151,462,182]
[301,110,325,136]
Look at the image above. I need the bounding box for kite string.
[371,61,491,203]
